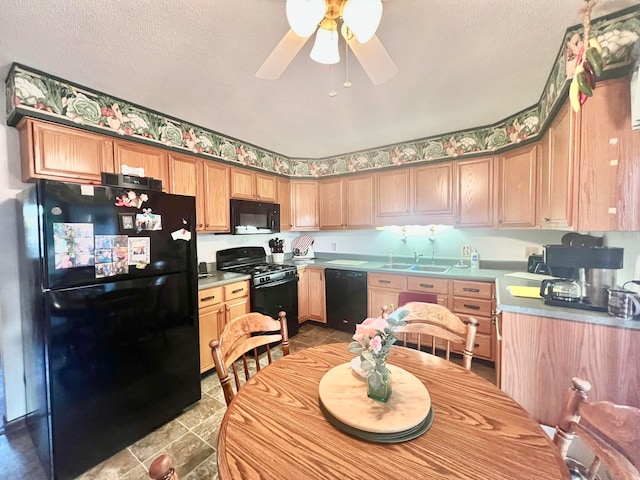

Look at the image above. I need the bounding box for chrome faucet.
[413,252,423,264]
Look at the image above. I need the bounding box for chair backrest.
[148,454,179,480]
[391,302,479,370]
[210,311,289,406]
[398,291,438,306]
[553,377,640,480]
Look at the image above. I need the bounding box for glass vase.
[367,363,392,403]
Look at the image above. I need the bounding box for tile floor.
[1,324,496,479]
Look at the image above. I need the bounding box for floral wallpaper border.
[5,5,640,178]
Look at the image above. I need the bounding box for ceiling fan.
[256,0,398,86]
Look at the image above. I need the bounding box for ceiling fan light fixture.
[286,0,326,38]
[342,0,383,44]
[310,23,340,65]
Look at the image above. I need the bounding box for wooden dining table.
[217,343,570,479]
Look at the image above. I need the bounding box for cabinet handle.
[463,304,481,310]
[544,217,550,223]
[378,280,391,284]
[231,288,245,294]
[419,283,434,288]
[463,287,480,293]
[201,295,217,302]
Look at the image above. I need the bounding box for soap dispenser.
[470,248,479,268]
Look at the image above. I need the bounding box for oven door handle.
[253,276,299,290]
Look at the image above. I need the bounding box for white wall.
[0,93,29,421]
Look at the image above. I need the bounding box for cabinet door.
[277,178,292,231]
[203,162,230,232]
[224,296,250,333]
[319,178,345,229]
[256,173,277,202]
[412,162,455,221]
[368,288,400,318]
[577,78,640,230]
[345,174,374,229]
[230,167,255,200]
[539,102,576,228]
[169,153,205,231]
[496,144,538,228]
[20,118,114,183]
[307,268,326,323]
[291,180,319,230]
[199,306,224,373]
[375,169,410,225]
[455,156,494,227]
[113,140,169,189]
[298,268,309,322]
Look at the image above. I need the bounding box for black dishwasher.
[325,268,368,333]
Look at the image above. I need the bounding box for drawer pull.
[420,283,434,288]
[463,304,481,310]
[463,287,480,293]
[201,295,217,302]
[231,288,245,294]
[378,280,391,284]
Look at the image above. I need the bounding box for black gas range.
[216,246,299,336]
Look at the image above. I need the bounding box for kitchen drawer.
[198,286,223,307]
[224,280,249,301]
[453,332,492,360]
[407,276,449,295]
[368,273,406,290]
[453,280,494,299]
[456,313,493,336]
[453,297,493,317]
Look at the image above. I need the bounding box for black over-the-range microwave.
[230,199,280,235]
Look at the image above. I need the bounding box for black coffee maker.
[543,244,624,310]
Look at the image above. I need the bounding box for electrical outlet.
[461,245,471,257]
[331,242,337,251]
[524,246,540,258]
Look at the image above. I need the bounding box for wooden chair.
[553,377,640,480]
[148,454,178,480]
[390,302,479,370]
[210,311,289,406]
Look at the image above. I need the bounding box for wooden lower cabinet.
[500,311,640,426]
[298,267,326,323]
[198,280,249,373]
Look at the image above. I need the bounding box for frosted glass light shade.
[310,28,340,64]
[342,0,383,43]
[286,0,326,38]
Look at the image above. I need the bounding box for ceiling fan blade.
[256,29,310,80]
[345,33,398,85]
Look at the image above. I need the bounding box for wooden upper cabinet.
[18,118,114,183]
[277,177,292,231]
[411,162,455,223]
[576,77,640,231]
[539,101,577,229]
[319,174,374,230]
[230,167,277,202]
[455,156,494,228]
[202,162,230,232]
[375,169,410,225]
[291,180,319,230]
[496,144,538,228]
[319,178,345,229]
[169,153,206,231]
[113,139,169,190]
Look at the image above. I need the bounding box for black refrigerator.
[16,179,201,480]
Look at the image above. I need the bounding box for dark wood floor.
[1,323,496,479]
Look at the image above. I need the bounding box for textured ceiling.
[0,0,637,158]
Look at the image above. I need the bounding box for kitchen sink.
[377,263,450,273]
[377,263,414,269]
[407,265,451,273]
